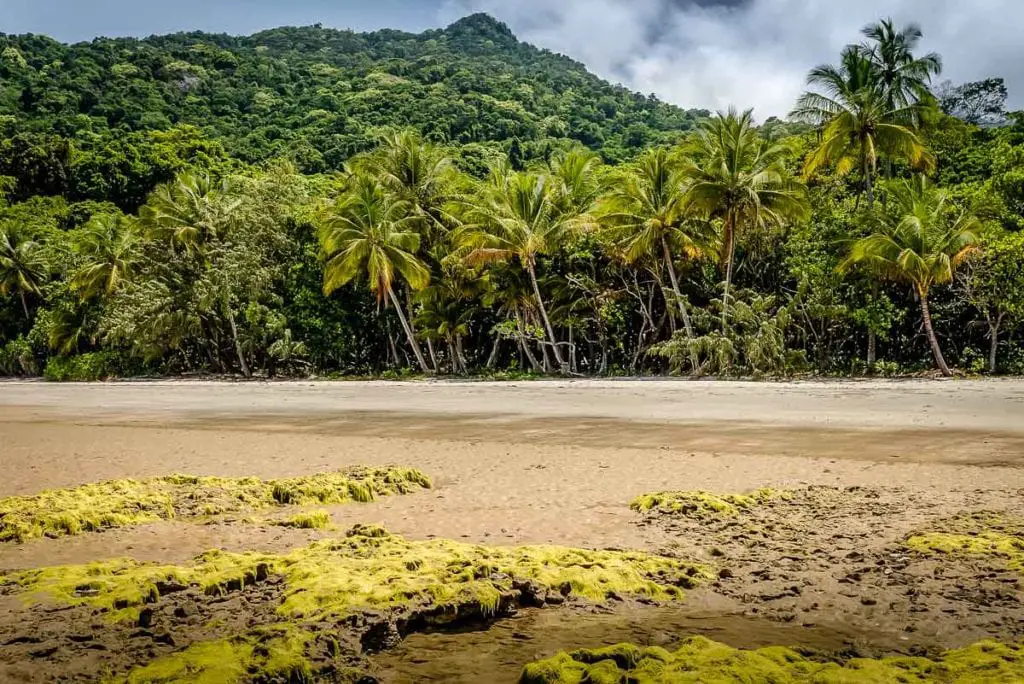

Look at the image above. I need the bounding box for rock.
[28,641,60,658]
[718,568,734,579]
[153,632,176,647]
[155,580,189,595]
[361,619,402,653]
[138,608,155,628]
[861,597,878,606]
[513,579,548,607]
[544,593,566,606]
[174,600,198,618]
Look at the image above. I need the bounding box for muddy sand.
[1,379,1023,682]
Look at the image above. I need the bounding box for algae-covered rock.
[906,512,1024,574]
[630,489,788,520]
[519,636,1024,683]
[0,466,431,543]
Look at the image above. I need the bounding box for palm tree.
[791,46,932,206]
[69,214,142,300]
[457,166,577,374]
[0,227,47,319]
[859,18,942,117]
[600,148,713,342]
[140,172,239,254]
[318,174,431,373]
[681,109,809,331]
[843,176,980,376]
[358,130,458,241]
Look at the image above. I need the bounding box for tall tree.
[318,175,432,373]
[457,166,578,374]
[681,109,809,331]
[859,18,942,117]
[791,46,932,206]
[140,172,239,255]
[0,227,47,319]
[843,176,980,376]
[600,148,712,343]
[69,214,142,300]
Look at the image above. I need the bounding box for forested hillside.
[1,14,1023,379]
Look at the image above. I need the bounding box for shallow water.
[370,598,911,683]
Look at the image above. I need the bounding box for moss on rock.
[3,526,708,626]
[0,467,431,543]
[519,636,1024,683]
[273,510,333,530]
[123,624,314,684]
[907,529,1024,574]
[630,489,788,520]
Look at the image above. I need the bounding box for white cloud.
[438,0,1023,118]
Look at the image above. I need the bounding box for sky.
[3,0,1021,118]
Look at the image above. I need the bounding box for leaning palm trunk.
[19,291,30,320]
[918,291,951,377]
[526,260,568,374]
[660,237,696,340]
[386,286,431,373]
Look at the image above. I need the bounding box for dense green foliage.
[2,14,1023,378]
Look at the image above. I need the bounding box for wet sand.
[1,379,1023,569]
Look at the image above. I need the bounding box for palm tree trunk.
[447,339,459,374]
[387,286,431,373]
[19,290,30,320]
[919,291,951,377]
[526,259,568,374]
[516,314,543,372]
[988,313,1003,374]
[486,336,501,369]
[721,216,737,334]
[226,309,251,378]
[455,334,468,373]
[661,238,696,339]
[425,338,440,373]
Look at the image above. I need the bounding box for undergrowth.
[519,636,1024,683]
[0,467,431,543]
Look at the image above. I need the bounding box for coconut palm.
[69,214,142,300]
[681,109,809,331]
[318,174,431,373]
[791,47,932,206]
[457,166,577,374]
[140,172,240,254]
[600,148,714,342]
[0,227,47,319]
[843,176,980,376]
[859,18,942,117]
[358,130,458,241]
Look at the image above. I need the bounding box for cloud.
[438,0,1024,119]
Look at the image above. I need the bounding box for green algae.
[3,526,709,625]
[907,531,1024,573]
[0,466,431,543]
[122,624,314,684]
[273,510,333,530]
[905,513,1024,574]
[518,636,1024,684]
[630,489,788,520]
[4,549,273,622]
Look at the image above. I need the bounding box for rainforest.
[2,13,1023,380]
